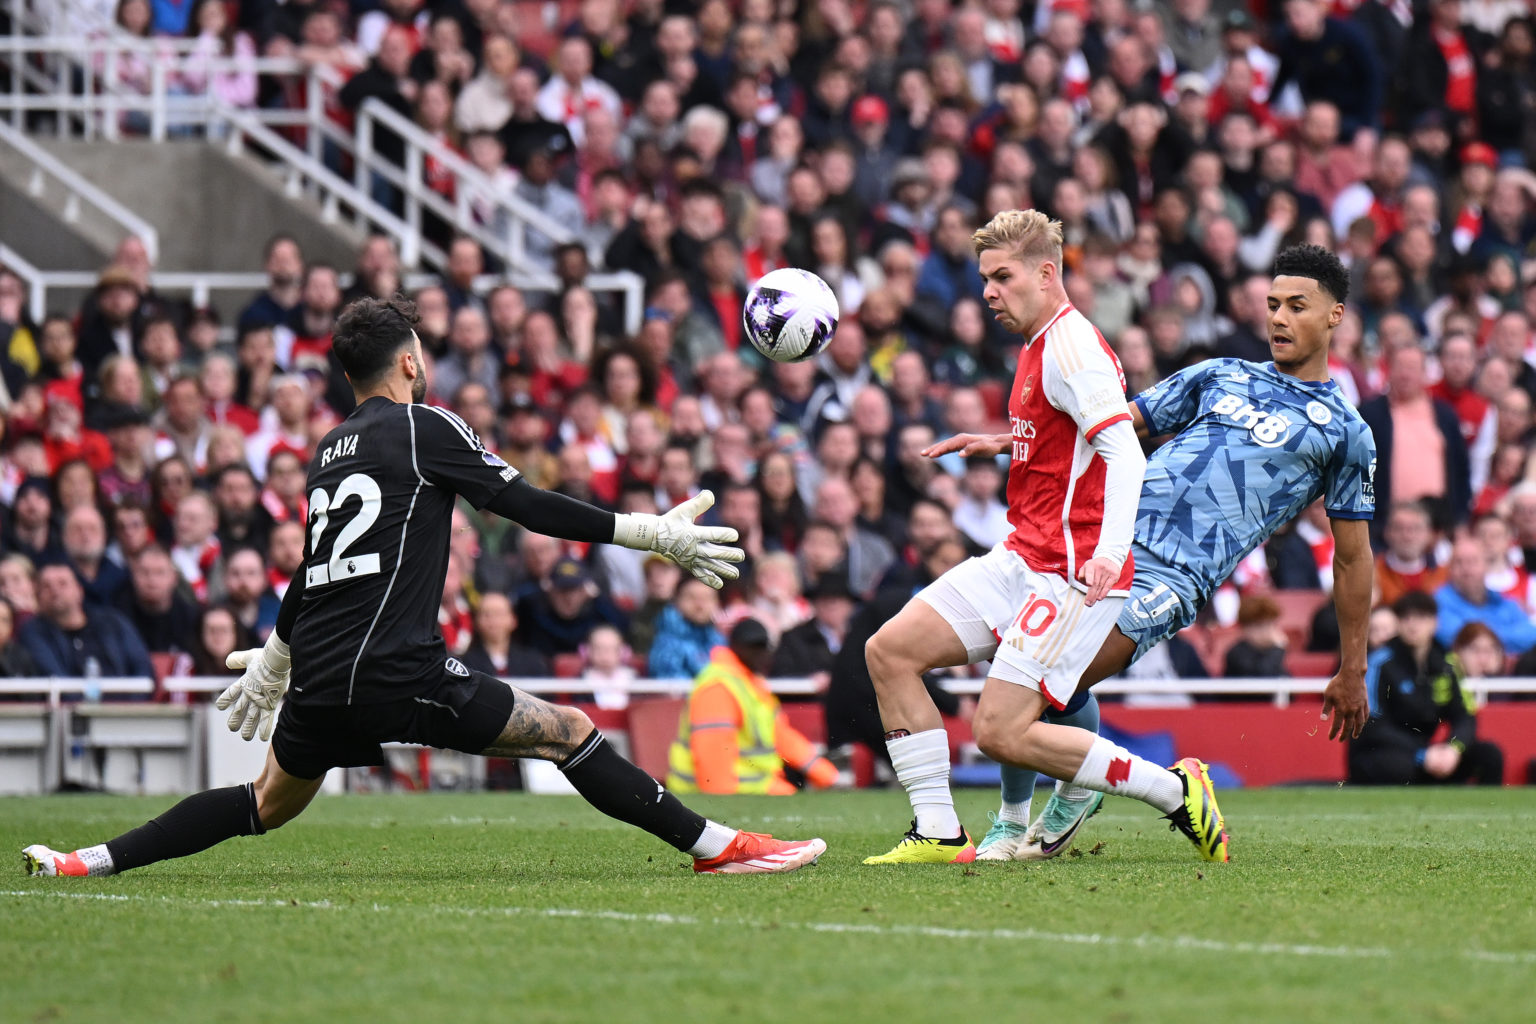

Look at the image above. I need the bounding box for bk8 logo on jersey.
[1210,393,1295,448]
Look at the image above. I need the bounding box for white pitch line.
[4,888,1533,965]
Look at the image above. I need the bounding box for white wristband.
[265,634,291,672]
[612,513,655,551]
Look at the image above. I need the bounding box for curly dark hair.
[333,294,420,386]
[590,342,658,409]
[1272,244,1349,304]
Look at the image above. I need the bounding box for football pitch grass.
[4,787,1535,1024]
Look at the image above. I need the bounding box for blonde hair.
[971,209,1064,266]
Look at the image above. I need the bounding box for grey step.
[23,138,364,273]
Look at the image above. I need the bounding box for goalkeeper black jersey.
[287,397,519,706]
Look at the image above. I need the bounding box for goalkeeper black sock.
[558,732,725,854]
[105,783,266,873]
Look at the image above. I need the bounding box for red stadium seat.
[1185,624,1242,677]
[781,701,825,744]
[149,652,190,701]
[1271,590,1331,650]
[1284,650,1339,679]
[976,379,1008,423]
[627,697,686,781]
[149,652,185,683]
[850,743,877,787]
[552,653,584,678]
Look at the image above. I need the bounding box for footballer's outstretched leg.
[972,678,1229,863]
[25,686,826,879]
[488,685,825,873]
[23,751,323,878]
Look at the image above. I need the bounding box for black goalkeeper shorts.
[272,664,517,780]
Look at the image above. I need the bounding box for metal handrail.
[355,97,594,262]
[0,242,48,321]
[11,0,115,36]
[2,36,329,140]
[0,115,160,261]
[0,676,157,707]
[0,34,643,324]
[4,669,1535,707]
[74,674,1536,704]
[210,102,423,267]
[0,260,644,337]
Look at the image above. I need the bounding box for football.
[742,267,840,362]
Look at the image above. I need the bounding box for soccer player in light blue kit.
[931,245,1379,861]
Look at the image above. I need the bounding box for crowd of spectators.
[4,0,1536,733]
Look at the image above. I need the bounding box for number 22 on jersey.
[307,472,383,587]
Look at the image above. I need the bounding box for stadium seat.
[781,701,825,744]
[976,379,1008,423]
[1185,624,1241,677]
[1271,590,1331,649]
[551,653,584,679]
[626,697,686,781]
[149,652,190,702]
[849,742,876,788]
[508,0,583,57]
[1284,650,1339,679]
[940,712,973,762]
[149,652,184,682]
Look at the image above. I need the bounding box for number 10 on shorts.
[1011,593,1059,637]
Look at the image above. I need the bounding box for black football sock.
[105,783,267,873]
[558,733,710,853]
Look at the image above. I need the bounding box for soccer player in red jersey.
[863,210,1228,864]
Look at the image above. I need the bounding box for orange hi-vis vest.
[667,649,781,794]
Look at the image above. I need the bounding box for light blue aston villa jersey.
[1131,359,1376,594]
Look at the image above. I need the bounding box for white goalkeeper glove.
[612,489,744,589]
[214,634,291,742]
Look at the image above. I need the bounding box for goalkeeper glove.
[215,633,291,742]
[612,490,744,589]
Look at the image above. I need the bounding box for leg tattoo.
[481,688,591,761]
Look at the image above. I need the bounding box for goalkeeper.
[24,296,826,878]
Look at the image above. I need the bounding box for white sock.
[686,821,737,859]
[1071,736,1183,814]
[1054,780,1095,802]
[78,844,116,877]
[997,798,1032,826]
[887,730,961,838]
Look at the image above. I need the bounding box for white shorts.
[915,543,1125,708]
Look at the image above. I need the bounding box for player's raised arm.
[1323,516,1372,741]
[407,403,743,590]
[483,477,743,589]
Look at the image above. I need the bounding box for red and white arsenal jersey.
[1004,303,1135,592]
